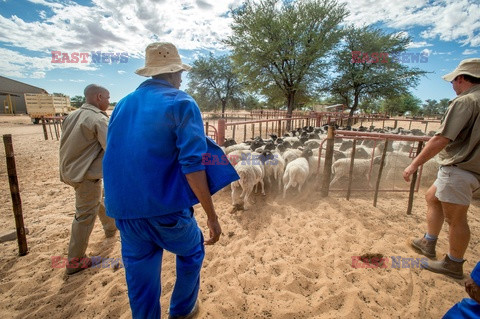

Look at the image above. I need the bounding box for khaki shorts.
[434,166,480,206]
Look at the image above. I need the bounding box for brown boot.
[423,255,464,279]
[411,235,437,258]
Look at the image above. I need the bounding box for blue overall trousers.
[116,208,204,318]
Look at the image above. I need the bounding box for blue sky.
[0,0,479,104]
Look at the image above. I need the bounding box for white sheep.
[282,149,302,166]
[231,155,265,210]
[330,157,381,188]
[263,150,286,190]
[225,143,251,154]
[282,148,313,198]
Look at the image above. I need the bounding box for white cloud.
[0,47,97,79]
[0,0,478,80]
[432,51,453,55]
[117,70,126,74]
[31,71,46,78]
[421,48,432,56]
[26,0,64,9]
[462,49,478,55]
[407,41,434,49]
[341,0,480,47]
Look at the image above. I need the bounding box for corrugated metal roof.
[0,75,48,94]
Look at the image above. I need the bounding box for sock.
[448,254,464,263]
[424,233,437,241]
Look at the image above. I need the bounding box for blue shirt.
[103,78,238,219]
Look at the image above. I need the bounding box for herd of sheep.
[219,125,439,210]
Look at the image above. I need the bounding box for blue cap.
[472,261,480,286]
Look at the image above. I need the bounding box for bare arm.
[403,135,450,182]
[185,170,222,245]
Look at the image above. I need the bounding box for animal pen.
[211,115,439,214]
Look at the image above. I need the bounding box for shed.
[0,75,48,114]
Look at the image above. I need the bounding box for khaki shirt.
[59,103,108,185]
[436,84,480,176]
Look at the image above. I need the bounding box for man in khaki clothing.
[59,84,117,275]
[403,58,480,279]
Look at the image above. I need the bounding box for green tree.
[225,0,347,126]
[438,98,450,115]
[328,26,428,125]
[380,93,421,116]
[187,54,243,117]
[70,95,85,108]
[358,97,382,114]
[422,99,438,117]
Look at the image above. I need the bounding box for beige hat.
[442,58,480,82]
[135,42,192,77]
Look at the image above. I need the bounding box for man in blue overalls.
[103,42,238,319]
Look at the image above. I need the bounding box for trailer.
[24,93,72,124]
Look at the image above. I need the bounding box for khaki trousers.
[67,179,117,260]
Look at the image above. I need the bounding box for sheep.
[282,148,313,198]
[223,138,237,148]
[225,143,251,154]
[227,149,252,166]
[381,152,439,188]
[282,148,302,166]
[330,156,382,188]
[262,150,286,190]
[231,153,266,210]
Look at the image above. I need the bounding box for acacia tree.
[187,54,243,117]
[225,0,347,124]
[328,26,428,125]
[380,93,422,116]
[70,95,85,108]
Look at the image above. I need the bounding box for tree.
[187,54,244,117]
[358,97,382,114]
[438,98,450,115]
[380,93,422,116]
[422,99,438,117]
[225,0,347,125]
[70,95,85,108]
[328,26,428,125]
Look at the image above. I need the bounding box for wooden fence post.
[321,125,335,197]
[407,141,424,215]
[3,135,28,256]
[217,119,226,146]
[41,117,48,140]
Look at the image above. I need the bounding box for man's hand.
[403,163,419,182]
[465,278,480,304]
[184,170,222,245]
[205,216,222,245]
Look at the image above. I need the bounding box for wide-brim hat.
[442,58,480,82]
[135,42,192,77]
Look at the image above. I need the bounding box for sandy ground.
[0,114,479,319]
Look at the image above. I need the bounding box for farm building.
[0,75,48,114]
[312,104,346,113]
